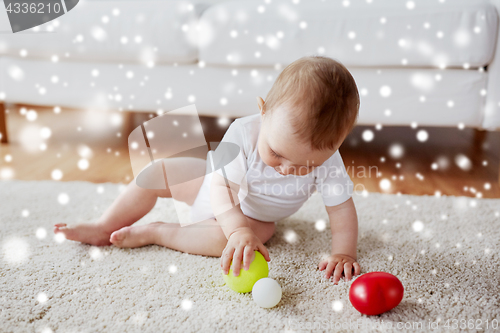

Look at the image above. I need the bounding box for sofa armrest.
[484,0,500,129]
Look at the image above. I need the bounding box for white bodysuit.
[189,113,354,223]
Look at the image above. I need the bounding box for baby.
[54,55,361,284]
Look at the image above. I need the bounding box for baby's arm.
[210,172,270,276]
[318,197,361,284]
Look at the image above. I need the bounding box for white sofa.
[0,0,499,144]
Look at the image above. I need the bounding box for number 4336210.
[443,319,499,330]
[6,2,63,14]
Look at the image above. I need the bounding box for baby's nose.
[276,165,292,175]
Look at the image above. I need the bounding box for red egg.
[349,272,404,315]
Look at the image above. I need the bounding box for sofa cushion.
[0,0,203,64]
[0,56,487,128]
[199,0,498,68]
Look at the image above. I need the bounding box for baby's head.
[257,56,359,176]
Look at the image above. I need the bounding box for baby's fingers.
[344,262,353,281]
[231,247,244,277]
[332,263,344,284]
[258,244,270,262]
[243,247,256,271]
[353,262,361,276]
[318,261,328,271]
[324,260,337,279]
[221,247,235,275]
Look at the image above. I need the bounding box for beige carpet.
[1,180,499,333]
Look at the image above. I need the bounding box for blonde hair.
[263,56,360,150]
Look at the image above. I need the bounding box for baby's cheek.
[259,152,276,168]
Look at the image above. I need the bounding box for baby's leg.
[110,216,276,257]
[54,158,206,246]
[54,178,165,246]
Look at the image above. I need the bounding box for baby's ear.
[256,96,262,110]
[256,97,265,113]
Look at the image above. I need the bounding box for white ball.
[252,278,282,308]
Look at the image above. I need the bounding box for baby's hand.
[221,227,270,277]
[318,254,361,284]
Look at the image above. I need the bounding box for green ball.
[222,251,269,293]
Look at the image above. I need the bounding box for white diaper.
[189,171,279,224]
[189,172,216,223]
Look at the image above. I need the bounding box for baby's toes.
[110,228,128,247]
[55,227,77,241]
[53,225,65,233]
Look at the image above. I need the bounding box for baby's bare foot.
[53,223,112,246]
[110,223,160,248]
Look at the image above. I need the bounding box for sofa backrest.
[197,0,498,69]
[0,0,497,70]
[0,1,203,64]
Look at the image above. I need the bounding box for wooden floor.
[1,104,499,198]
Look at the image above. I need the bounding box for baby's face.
[257,105,338,176]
